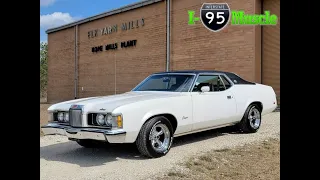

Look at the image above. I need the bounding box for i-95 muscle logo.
[188,2,278,32]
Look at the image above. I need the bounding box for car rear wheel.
[237,104,262,133]
[136,116,174,158]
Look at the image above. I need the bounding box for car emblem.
[100,108,106,111]
[71,105,78,109]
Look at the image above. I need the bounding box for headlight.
[105,114,112,125]
[96,114,105,125]
[64,113,69,122]
[91,113,123,128]
[57,112,64,122]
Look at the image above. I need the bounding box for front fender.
[112,95,192,143]
[141,109,175,124]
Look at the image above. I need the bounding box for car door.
[190,74,237,131]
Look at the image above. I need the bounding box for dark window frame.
[132,73,197,92]
[224,72,256,85]
[192,74,229,92]
[220,75,232,90]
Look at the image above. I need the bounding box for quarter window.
[192,75,226,92]
[221,75,231,89]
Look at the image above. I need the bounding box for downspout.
[115,53,117,94]
[166,0,171,72]
[74,25,78,99]
[261,0,263,83]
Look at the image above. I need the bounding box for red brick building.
[46,0,280,103]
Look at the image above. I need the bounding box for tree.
[40,42,48,98]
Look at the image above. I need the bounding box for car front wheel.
[136,116,174,158]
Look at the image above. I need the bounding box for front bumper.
[41,123,126,143]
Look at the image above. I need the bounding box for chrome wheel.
[149,123,171,153]
[248,107,261,129]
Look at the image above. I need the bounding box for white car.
[41,70,277,158]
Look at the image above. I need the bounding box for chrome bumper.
[41,123,126,143]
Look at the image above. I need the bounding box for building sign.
[92,40,137,53]
[88,18,145,39]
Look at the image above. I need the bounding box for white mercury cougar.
[42,70,277,158]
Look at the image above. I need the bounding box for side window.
[221,75,231,89]
[192,75,226,92]
[168,77,176,88]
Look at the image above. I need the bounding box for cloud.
[40,0,56,6]
[40,12,78,29]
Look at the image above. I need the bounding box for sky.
[40,0,142,43]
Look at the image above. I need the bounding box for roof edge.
[45,0,164,34]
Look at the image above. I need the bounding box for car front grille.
[69,109,82,127]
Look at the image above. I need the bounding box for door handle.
[227,95,232,99]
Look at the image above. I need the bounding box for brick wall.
[262,0,280,103]
[47,28,75,103]
[47,0,265,103]
[170,0,259,82]
[77,1,166,98]
[47,1,167,102]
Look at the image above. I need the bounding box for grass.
[159,138,280,180]
[40,103,51,136]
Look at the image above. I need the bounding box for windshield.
[132,74,195,92]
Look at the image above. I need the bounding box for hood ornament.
[70,104,83,109]
[71,104,79,109]
[99,108,106,111]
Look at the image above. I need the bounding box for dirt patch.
[159,138,280,180]
[40,104,51,136]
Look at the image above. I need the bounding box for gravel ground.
[40,112,280,180]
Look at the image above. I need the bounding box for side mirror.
[200,86,210,92]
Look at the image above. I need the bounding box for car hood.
[48,91,183,112]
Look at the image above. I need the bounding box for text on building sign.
[88,18,145,39]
